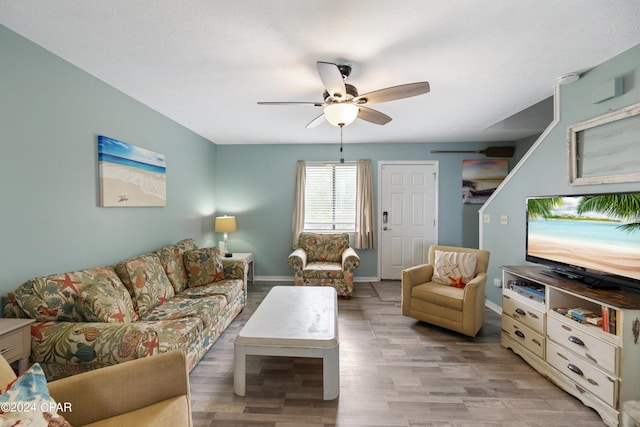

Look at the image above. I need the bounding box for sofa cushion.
[0,363,72,426]
[412,282,464,311]
[178,279,243,304]
[139,295,226,330]
[432,250,477,288]
[76,281,138,323]
[124,254,175,317]
[303,262,344,280]
[183,247,224,288]
[14,267,125,322]
[81,395,190,427]
[298,232,349,263]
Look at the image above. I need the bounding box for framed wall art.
[98,135,166,207]
[462,159,508,204]
[568,102,640,185]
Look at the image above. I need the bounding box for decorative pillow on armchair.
[184,247,225,288]
[432,250,477,288]
[0,363,72,426]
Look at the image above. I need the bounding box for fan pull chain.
[339,124,344,163]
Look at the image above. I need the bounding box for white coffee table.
[233,286,339,400]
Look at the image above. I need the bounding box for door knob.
[383,226,391,231]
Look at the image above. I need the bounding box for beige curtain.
[355,159,375,249]
[291,160,306,248]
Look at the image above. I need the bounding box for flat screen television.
[525,192,640,291]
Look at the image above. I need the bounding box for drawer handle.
[532,338,541,347]
[575,384,586,394]
[528,311,539,319]
[567,363,584,377]
[515,308,526,316]
[514,330,525,339]
[568,336,585,346]
[587,378,599,386]
[562,324,572,331]
[0,348,12,355]
[504,295,511,300]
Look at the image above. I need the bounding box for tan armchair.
[401,245,490,337]
[1,350,192,427]
[288,232,360,298]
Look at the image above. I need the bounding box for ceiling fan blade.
[357,106,392,125]
[355,82,430,104]
[306,113,326,128]
[258,101,324,106]
[317,61,347,99]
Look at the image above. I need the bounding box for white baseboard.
[485,298,502,315]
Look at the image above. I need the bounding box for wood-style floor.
[189,282,606,426]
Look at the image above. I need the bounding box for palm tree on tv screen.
[528,197,562,219]
[578,194,640,234]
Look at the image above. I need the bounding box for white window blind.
[304,163,356,231]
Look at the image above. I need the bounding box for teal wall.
[0,25,218,294]
[216,141,519,279]
[481,44,640,307]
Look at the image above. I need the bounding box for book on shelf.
[601,306,618,335]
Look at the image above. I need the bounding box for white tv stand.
[501,266,640,427]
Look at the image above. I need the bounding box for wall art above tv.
[98,135,166,207]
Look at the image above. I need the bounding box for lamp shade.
[215,216,237,233]
[324,103,359,127]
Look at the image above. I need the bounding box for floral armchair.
[287,232,360,299]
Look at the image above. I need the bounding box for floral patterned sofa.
[287,232,360,298]
[3,238,247,381]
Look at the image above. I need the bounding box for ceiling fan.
[258,61,430,128]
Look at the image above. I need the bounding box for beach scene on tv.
[527,194,640,281]
[98,136,166,207]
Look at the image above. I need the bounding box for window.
[304,163,356,231]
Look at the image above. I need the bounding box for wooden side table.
[226,252,254,283]
[0,318,35,374]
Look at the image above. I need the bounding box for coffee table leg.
[323,345,339,400]
[233,342,246,396]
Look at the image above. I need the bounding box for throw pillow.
[432,250,477,288]
[125,254,175,316]
[77,281,138,323]
[155,244,190,293]
[184,247,224,288]
[0,363,72,426]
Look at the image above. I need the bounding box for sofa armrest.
[221,258,247,281]
[48,349,192,427]
[462,272,487,303]
[287,248,307,269]
[401,264,434,315]
[288,248,307,286]
[341,247,360,268]
[31,321,158,368]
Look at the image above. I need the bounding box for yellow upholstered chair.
[0,350,192,427]
[401,245,490,337]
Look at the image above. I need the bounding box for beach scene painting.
[98,136,166,207]
[462,159,508,204]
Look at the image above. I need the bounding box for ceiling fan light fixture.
[324,103,359,127]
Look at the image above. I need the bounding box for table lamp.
[215,215,237,256]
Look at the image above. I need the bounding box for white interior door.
[379,162,438,280]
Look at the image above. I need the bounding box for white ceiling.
[2,1,640,145]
